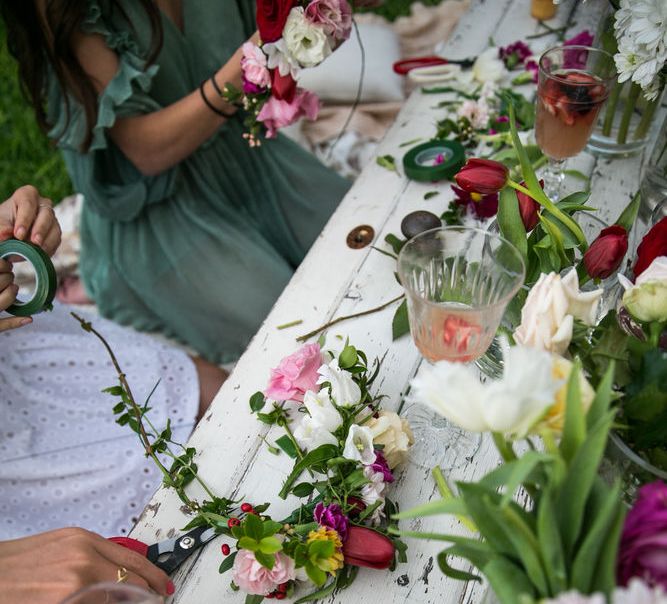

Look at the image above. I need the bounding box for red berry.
[227,517,240,528]
[275,593,286,600]
[278,583,288,593]
[265,594,275,599]
[240,502,253,513]
[221,544,231,556]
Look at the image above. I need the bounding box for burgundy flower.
[498,41,532,69]
[451,184,499,219]
[346,496,366,518]
[369,451,394,483]
[524,58,539,83]
[270,69,297,103]
[634,217,667,278]
[242,75,264,95]
[256,0,297,43]
[562,30,594,69]
[454,158,509,196]
[516,179,542,231]
[314,503,350,542]
[342,526,395,569]
[583,225,628,279]
[618,481,667,589]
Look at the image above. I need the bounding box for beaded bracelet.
[199,80,236,119]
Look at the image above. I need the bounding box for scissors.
[110,525,218,574]
[392,55,476,75]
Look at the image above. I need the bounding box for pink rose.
[264,342,323,401]
[305,0,352,43]
[257,89,320,138]
[241,42,271,89]
[232,550,295,595]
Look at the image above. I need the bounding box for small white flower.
[293,415,338,450]
[342,424,376,465]
[283,7,332,68]
[457,99,490,129]
[472,47,507,83]
[317,358,361,407]
[263,38,300,77]
[360,466,386,524]
[612,577,667,604]
[302,389,342,433]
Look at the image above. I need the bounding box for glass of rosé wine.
[398,226,525,468]
[536,45,616,197]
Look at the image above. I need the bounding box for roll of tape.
[0,239,57,316]
[402,140,465,182]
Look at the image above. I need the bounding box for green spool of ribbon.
[402,140,465,182]
[0,239,57,316]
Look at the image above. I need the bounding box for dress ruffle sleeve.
[48,0,176,222]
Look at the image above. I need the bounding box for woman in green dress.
[1,0,350,363]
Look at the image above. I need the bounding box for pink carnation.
[257,90,320,138]
[264,342,323,402]
[232,550,295,595]
[305,0,352,43]
[241,42,271,89]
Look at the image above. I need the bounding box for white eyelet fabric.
[0,303,199,539]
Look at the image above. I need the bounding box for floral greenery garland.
[72,313,410,603]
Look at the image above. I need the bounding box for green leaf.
[238,536,259,552]
[614,190,641,232]
[279,444,339,499]
[249,391,266,413]
[559,360,585,464]
[262,520,283,537]
[498,186,528,260]
[254,550,275,570]
[384,233,405,255]
[392,299,410,340]
[496,451,550,507]
[244,513,264,542]
[424,191,439,200]
[393,497,469,520]
[103,385,124,396]
[294,579,337,604]
[275,435,298,459]
[377,155,397,173]
[590,488,626,594]
[291,482,315,497]
[258,536,283,555]
[536,486,566,595]
[338,344,358,369]
[305,562,327,586]
[586,362,615,431]
[112,402,125,414]
[437,549,483,582]
[244,595,264,604]
[483,557,536,604]
[308,539,335,560]
[219,550,237,574]
[562,169,590,184]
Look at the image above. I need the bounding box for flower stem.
[296,294,405,342]
[634,92,661,141]
[602,81,622,137]
[617,83,641,144]
[492,432,517,463]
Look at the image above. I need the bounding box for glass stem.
[617,83,641,144]
[542,156,565,198]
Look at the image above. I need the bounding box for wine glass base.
[404,403,481,471]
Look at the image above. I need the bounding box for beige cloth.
[301,0,470,146]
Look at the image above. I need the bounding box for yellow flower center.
[470,192,483,202]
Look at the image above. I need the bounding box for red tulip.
[516,179,542,231]
[271,69,297,103]
[342,526,394,570]
[454,158,509,195]
[583,225,628,279]
[634,216,667,278]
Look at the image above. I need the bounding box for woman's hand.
[0,185,62,332]
[0,528,175,604]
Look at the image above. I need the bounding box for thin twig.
[296,294,404,342]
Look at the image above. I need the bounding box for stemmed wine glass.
[397,226,525,469]
[535,45,616,198]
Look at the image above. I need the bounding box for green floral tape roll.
[0,239,57,316]
[402,140,465,182]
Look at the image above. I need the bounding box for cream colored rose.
[366,411,414,469]
[283,7,332,68]
[621,256,667,323]
[514,269,603,354]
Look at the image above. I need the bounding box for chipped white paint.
[131,1,662,601]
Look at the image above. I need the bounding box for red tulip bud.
[454,158,509,195]
[271,69,297,103]
[516,179,542,231]
[583,225,628,279]
[342,526,394,570]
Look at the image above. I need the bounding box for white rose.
[366,411,414,469]
[342,424,375,465]
[282,7,332,68]
[472,47,507,83]
[317,358,361,407]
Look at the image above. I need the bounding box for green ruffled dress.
[47,0,349,363]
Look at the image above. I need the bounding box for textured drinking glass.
[398,227,525,470]
[398,226,526,363]
[59,583,163,604]
[536,45,616,197]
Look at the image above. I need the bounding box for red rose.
[256,0,297,43]
[634,216,667,278]
[270,69,297,103]
[454,158,509,195]
[583,225,628,279]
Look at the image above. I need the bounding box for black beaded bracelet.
[199,80,236,119]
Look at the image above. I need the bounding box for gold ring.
[116,566,129,583]
[38,204,54,211]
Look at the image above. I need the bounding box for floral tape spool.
[0,239,57,316]
[402,140,465,182]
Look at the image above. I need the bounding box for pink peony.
[618,481,667,589]
[241,42,271,89]
[305,0,352,42]
[232,550,295,595]
[257,89,320,138]
[264,342,323,401]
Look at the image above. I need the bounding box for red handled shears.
[110,525,217,574]
[393,55,475,75]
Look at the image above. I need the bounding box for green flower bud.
[623,281,667,323]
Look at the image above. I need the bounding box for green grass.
[0,21,72,204]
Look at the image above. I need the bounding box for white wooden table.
[131,1,661,601]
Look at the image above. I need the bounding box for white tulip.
[620,256,667,323]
